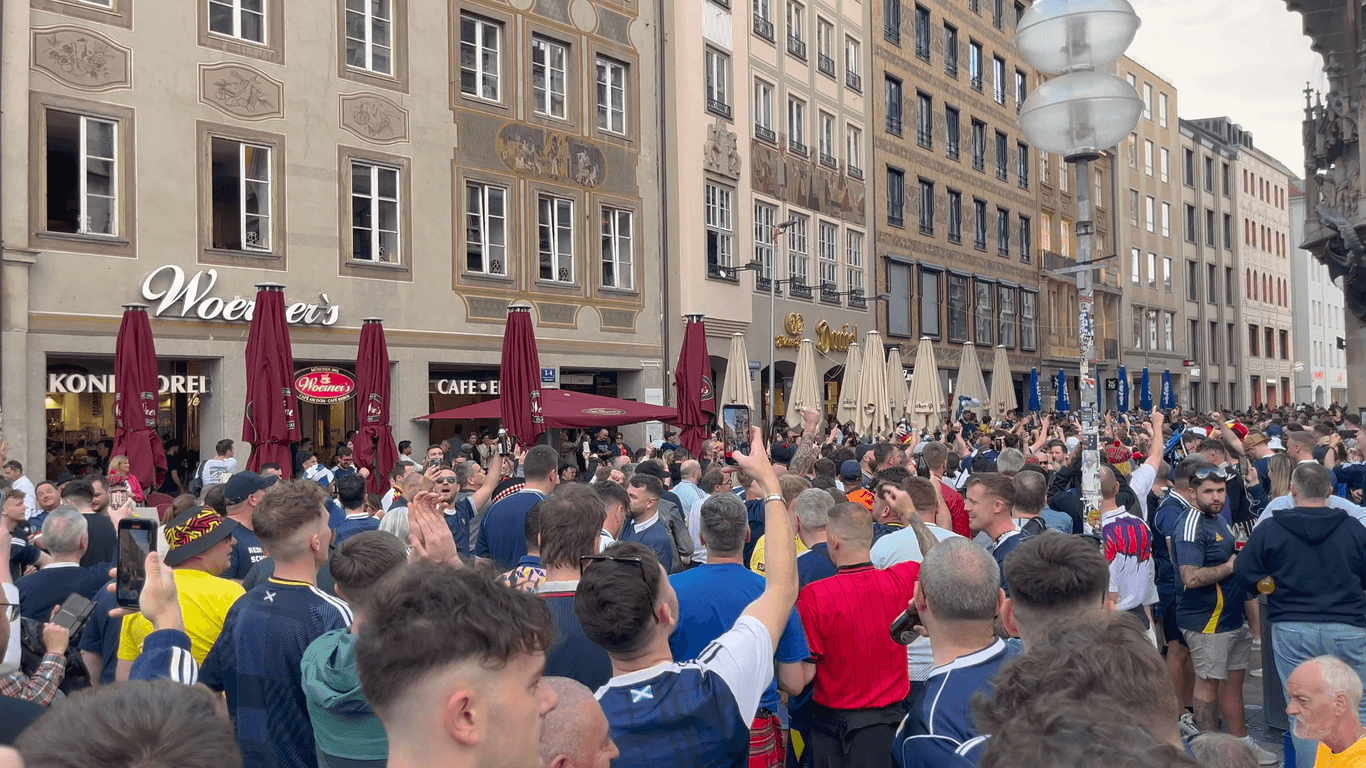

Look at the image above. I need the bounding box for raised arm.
[1144,410,1165,471]
[735,428,799,648]
[788,408,824,477]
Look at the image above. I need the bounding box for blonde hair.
[1267,453,1294,499]
[110,454,131,472]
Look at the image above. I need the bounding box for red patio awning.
[418,389,678,428]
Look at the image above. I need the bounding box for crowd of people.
[0,399,1365,768]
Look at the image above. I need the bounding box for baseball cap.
[1267,436,1286,451]
[839,460,862,480]
[163,507,240,567]
[633,461,668,479]
[1243,433,1267,450]
[224,470,278,505]
[1186,426,1208,439]
[1065,436,1079,452]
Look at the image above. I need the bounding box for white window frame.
[345,0,392,75]
[595,56,627,134]
[788,96,806,147]
[819,111,834,161]
[705,183,735,270]
[787,1,805,43]
[531,37,569,119]
[350,161,400,263]
[1159,147,1169,183]
[600,206,633,289]
[459,13,501,102]
[754,201,777,280]
[1145,196,1155,233]
[788,214,810,285]
[1147,251,1157,290]
[1161,202,1171,238]
[465,182,507,275]
[846,123,862,173]
[1163,256,1172,291]
[537,195,575,284]
[817,17,833,60]
[818,220,838,288]
[754,0,772,23]
[1144,139,1153,175]
[1164,312,1174,351]
[1159,92,1169,127]
[845,36,861,78]
[213,138,271,251]
[846,230,864,294]
[992,56,1006,104]
[54,114,119,237]
[755,79,774,133]
[1130,247,1140,285]
[209,0,266,44]
[705,48,729,111]
[1143,82,1153,119]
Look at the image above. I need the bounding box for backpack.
[657,499,694,573]
[187,460,207,496]
[20,616,91,694]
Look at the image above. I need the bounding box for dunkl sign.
[140,266,341,326]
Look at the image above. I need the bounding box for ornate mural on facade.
[750,140,866,225]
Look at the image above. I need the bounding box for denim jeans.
[1271,621,1366,768]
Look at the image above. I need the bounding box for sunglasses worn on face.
[580,554,648,580]
[435,476,457,484]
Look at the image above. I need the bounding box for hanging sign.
[294,367,357,404]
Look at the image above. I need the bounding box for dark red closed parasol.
[111,304,167,489]
[674,314,715,457]
[499,305,545,445]
[353,318,399,494]
[242,284,301,476]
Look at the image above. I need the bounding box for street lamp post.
[1015,0,1143,533]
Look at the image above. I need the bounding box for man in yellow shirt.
[115,507,244,679]
[1287,656,1366,768]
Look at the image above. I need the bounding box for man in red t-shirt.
[920,442,969,537]
[797,501,920,768]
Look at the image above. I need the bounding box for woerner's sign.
[140,265,341,326]
[49,373,211,394]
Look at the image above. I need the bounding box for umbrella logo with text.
[582,407,627,416]
[364,393,383,424]
[530,390,544,424]
[700,375,714,401]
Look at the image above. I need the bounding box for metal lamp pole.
[770,218,800,427]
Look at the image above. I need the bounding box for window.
[947,189,963,243]
[845,37,863,90]
[465,182,506,275]
[459,13,501,102]
[969,41,983,91]
[992,0,1004,27]
[916,92,933,148]
[531,37,568,119]
[788,214,809,286]
[847,231,864,295]
[788,97,807,154]
[754,79,775,141]
[1142,82,1152,119]
[999,286,1017,347]
[1164,313,1174,350]
[210,137,272,251]
[1146,251,1156,289]
[973,198,988,250]
[818,112,835,166]
[44,111,118,237]
[1185,260,1198,301]
[920,268,941,338]
[1014,69,1027,112]
[209,0,266,43]
[996,207,1010,256]
[1205,209,1215,246]
[595,57,627,134]
[1181,204,1194,242]
[705,183,734,275]
[1159,92,1169,128]
[1145,196,1155,233]
[1094,167,1103,205]
[1018,215,1031,261]
[349,161,400,263]
[345,0,392,74]
[1207,263,1218,304]
[1159,259,1170,292]
[1143,139,1153,175]
[705,48,731,118]
[1265,327,1274,358]
[847,124,863,176]
[971,119,985,171]
[884,77,903,135]
[992,56,1006,104]
[754,202,776,280]
[1189,320,1200,360]
[1017,142,1029,189]
[948,273,970,342]
[1041,212,1052,252]
[754,0,774,39]
[918,178,935,235]
[1161,202,1171,238]
[818,220,838,291]
[1159,147,1169,182]
[817,18,835,75]
[1128,133,1137,169]
[945,106,960,160]
[943,24,959,77]
[601,207,633,288]
[1183,148,1194,186]
[1209,320,1220,363]
[914,5,930,60]
[1059,219,1070,257]
[888,262,912,335]
[537,195,574,283]
[787,1,806,58]
[1129,189,1139,227]
[887,167,905,227]
[1222,162,1231,196]
[1280,330,1290,360]
[1058,158,1068,191]
[1021,290,1038,351]
[1148,312,1158,350]
[1132,305,1143,348]
[1223,213,1232,249]
[1130,247,1141,285]
[884,0,901,43]
[994,131,1008,181]
[975,279,994,345]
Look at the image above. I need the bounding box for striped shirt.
[202,577,353,768]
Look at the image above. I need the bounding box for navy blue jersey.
[202,578,353,768]
[474,490,545,570]
[444,497,477,557]
[620,515,675,573]
[77,578,122,684]
[797,543,838,588]
[894,639,1019,768]
[1151,492,1192,596]
[1173,509,1243,634]
[989,530,1028,595]
[16,562,109,619]
[332,514,380,544]
[222,526,268,580]
[540,584,613,691]
[597,615,773,768]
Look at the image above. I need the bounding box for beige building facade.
[1,0,665,470]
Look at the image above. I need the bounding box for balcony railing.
[889,211,905,228]
[707,98,732,119]
[948,229,962,244]
[945,59,958,78]
[753,16,774,41]
[848,291,868,309]
[756,276,781,294]
[820,282,841,303]
[848,165,864,180]
[846,70,862,91]
[972,154,985,172]
[819,151,838,168]
[996,166,1008,181]
[818,54,835,76]
[974,233,987,250]
[1018,170,1029,190]
[706,262,738,281]
[915,40,931,61]
[885,23,901,44]
[919,222,934,236]
[998,243,1010,257]
[947,142,960,161]
[790,280,813,299]
[886,115,903,135]
[917,129,932,149]
[971,74,982,91]
[789,138,808,155]
[787,35,807,59]
[755,124,777,143]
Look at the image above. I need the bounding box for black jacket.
[1234,506,1366,627]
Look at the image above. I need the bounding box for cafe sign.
[49,373,211,394]
[774,313,857,354]
[141,265,341,326]
[432,378,501,396]
[294,367,356,404]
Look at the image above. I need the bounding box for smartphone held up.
[116,517,157,609]
[721,405,752,464]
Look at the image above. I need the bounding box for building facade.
[1290,181,1349,405]
[1,0,665,471]
[871,0,1042,410]
[1113,58,1191,408]
[1178,119,1241,411]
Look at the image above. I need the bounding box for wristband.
[764,494,784,505]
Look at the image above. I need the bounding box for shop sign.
[774,313,857,353]
[140,265,341,326]
[48,373,210,394]
[432,378,501,396]
[294,367,356,404]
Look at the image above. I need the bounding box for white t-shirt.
[11,476,36,518]
[1128,463,1157,523]
[870,523,963,682]
[201,458,237,487]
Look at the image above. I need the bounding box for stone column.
[1347,311,1366,409]
[2,250,35,469]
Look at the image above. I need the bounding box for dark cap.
[856,443,874,458]
[457,442,475,455]
[224,470,278,505]
[839,460,862,480]
[163,507,240,567]
[770,444,795,465]
[633,461,668,479]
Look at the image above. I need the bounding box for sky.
[1124,0,1328,175]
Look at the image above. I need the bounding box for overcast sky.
[1124,0,1327,176]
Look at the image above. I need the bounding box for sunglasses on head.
[1192,466,1230,483]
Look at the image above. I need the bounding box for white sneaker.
[1243,736,1280,767]
[1179,713,1200,739]
[1250,667,1263,677]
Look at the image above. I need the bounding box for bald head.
[680,460,701,481]
[540,678,618,768]
[401,471,425,498]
